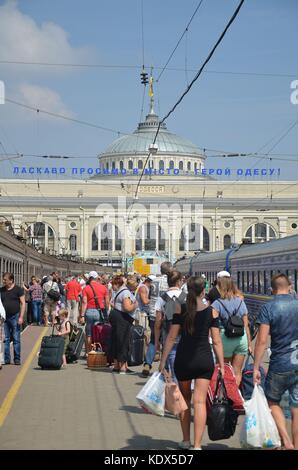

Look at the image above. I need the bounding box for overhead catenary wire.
[132,0,246,204]
[156,0,204,83]
[1,60,296,78]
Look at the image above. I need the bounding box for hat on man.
[217,270,231,278]
[88,271,99,279]
[146,275,156,281]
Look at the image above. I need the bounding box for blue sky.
[0,0,297,180]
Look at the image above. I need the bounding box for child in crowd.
[56,308,71,368]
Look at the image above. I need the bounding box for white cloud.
[17,83,75,118]
[0,1,92,66]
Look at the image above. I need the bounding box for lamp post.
[79,206,85,262]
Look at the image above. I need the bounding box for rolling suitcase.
[128,325,145,367]
[66,326,85,363]
[207,363,245,415]
[38,327,64,370]
[92,322,113,363]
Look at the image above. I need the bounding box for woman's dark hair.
[167,270,182,287]
[184,276,206,335]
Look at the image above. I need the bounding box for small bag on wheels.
[38,327,64,370]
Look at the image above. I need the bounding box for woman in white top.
[109,275,138,374]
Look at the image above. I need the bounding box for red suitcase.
[207,363,245,415]
[92,323,113,364]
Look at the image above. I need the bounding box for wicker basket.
[87,343,107,368]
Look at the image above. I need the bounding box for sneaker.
[178,441,191,450]
[193,447,202,450]
[142,364,150,377]
[119,370,126,375]
[125,368,135,374]
[14,360,21,366]
[112,368,120,373]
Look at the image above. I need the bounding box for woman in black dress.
[159,276,225,450]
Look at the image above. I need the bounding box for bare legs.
[178,378,210,449]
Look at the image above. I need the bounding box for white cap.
[217,271,231,278]
[88,271,99,279]
[146,275,156,281]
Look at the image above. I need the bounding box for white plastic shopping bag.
[0,295,6,321]
[136,371,165,416]
[240,384,281,449]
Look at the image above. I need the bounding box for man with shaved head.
[254,273,298,450]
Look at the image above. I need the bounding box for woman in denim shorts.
[212,277,252,385]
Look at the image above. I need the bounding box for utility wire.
[156,0,204,82]
[0,60,296,78]
[5,98,122,135]
[132,0,246,204]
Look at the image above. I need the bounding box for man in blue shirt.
[254,274,298,450]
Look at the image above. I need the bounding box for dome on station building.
[96,98,206,178]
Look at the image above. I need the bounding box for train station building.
[1,102,298,268]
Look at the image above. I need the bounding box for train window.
[265,271,271,295]
[251,271,255,293]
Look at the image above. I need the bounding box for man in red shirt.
[65,274,82,325]
[80,271,109,352]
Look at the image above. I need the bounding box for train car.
[0,229,112,327]
[174,235,298,338]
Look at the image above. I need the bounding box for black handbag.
[207,372,238,441]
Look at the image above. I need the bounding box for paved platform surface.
[0,327,274,450]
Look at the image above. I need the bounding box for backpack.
[217,299,244,338]
[47,282,61,302]
[161,291,187,339]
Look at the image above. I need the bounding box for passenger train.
[175,235,298,338]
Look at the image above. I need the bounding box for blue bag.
[240,353,266,400]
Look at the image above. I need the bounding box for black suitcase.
[66,327,85,363]
[128,325,145,367]
[38,328,64,370]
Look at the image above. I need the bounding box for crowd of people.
[0,263,297,450]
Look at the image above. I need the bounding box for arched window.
[106,162,109,170]
[128,160,133,170]
[112,161,115,170]
[69,234,77,252]
[120,161,124,170]
[179,161,183,170]
[224,234,231,249]
[159,160,164,170]
[138,160,143,169]
[194,163,197,171]
[187,161,191,171]
[179,224,209,252]
[92,224,122,251]
[169,160,174,170]
[135,223,165,252]
[245,223,277,243]
[29,222,55,252]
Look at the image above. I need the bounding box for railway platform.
[0,325,247,450]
